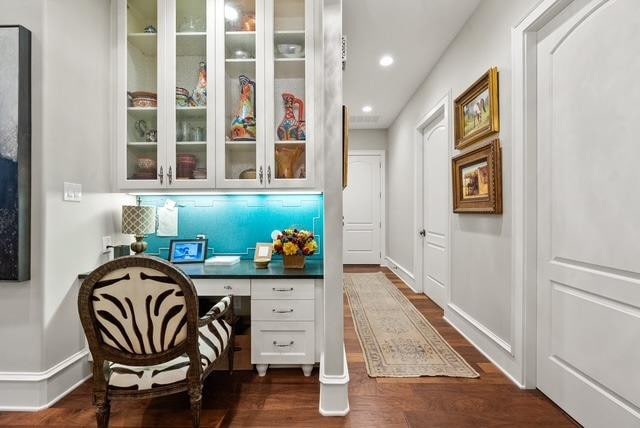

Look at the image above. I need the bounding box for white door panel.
[421,113,448,308]
[537,0,640,425]
[343,154,382,264]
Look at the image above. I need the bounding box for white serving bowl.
[277,43,303,58]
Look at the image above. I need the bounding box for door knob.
[419,229,426,237]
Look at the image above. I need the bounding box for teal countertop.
[78,259,323,280]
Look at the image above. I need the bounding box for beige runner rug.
[344,272,479,378]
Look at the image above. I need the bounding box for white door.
[420,111,449,308]
[536,1,640,426]
[343,153,382,264]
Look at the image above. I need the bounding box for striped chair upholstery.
[78,256,234,428]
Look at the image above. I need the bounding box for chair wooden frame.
[78,255,234,428]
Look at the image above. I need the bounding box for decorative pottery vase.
[277,93,299,141]
[294,96,306,140]
[192,62,207,106]
[283,254,305,269]
[230,75,257,140]
[275,145,304,179]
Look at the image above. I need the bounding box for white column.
[318,0,349,417]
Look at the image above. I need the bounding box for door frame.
[512,0,574,388]
[413,92,452,303]
[345,149,386,265]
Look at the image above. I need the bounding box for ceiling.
[343,0,480,129]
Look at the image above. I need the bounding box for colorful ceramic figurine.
[295,96,305,140]
[230,75,256,140]
[192,61,207,106]
[277,93,305,141]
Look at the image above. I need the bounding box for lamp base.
[130,235,148,255]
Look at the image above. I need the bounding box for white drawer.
[251,321,315,364]
[251,299,315,322]
[251,279,314,300]
[192,279,251,296]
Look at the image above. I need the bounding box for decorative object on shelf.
[232,49,250,59]
[176,87,190,107]
[241,13,256,31]
[254,243,273,269]
[273,228,318,269]
[192,126,205,142]
[275,146,304,179]
[121,204,156,254]
[179,16,204,32]
[277,43,303,58]
[191,61,207,107]
[143,25,157,34]
[178,120,191,142]
[0,25,31,281]
[239,168,256,179]
[128,91,157,108]
[454,67,499,149]
[342,105,349,188]
[176,153,197,179]
[135,157,156,173]
[145,128,157,143]
[452,139,502,214]
[134,120,157,143]
[277,93,305,141]
[230,74,256,140]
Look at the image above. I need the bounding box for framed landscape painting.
[452,139,502,214]
[0,26,31,281]
[454,67,499,149]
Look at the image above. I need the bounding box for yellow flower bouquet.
[273,228,318,268]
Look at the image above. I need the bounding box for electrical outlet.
[102,236,112,253]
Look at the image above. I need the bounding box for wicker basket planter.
[283,254,305,269]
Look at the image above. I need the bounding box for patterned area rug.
[344,272,479,378]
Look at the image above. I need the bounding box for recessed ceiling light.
[362,105,373,113]
[224,4,239,21]
[379,55,394,67]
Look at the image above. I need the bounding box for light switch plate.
[63,182,82,202]
[102,236,112,253]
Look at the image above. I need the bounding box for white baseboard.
[0,349,91,411]
[444,305,524,388]
[319,347,350,416]
[384,256,417,292]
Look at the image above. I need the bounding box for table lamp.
[122,205,156,254]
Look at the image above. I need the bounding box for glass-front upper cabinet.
[119,0,164,189]
[167,0,214,188]
[265,0,314,188]
[215,0,264,188]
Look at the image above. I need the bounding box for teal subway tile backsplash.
[139,194,323,260]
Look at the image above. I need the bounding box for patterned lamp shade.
[122,205,156,235]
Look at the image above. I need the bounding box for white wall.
[386,0,538,384]
[348,129,387,151]
[0,0,132,409]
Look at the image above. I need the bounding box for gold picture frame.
[452,139,502,214]
[342,105,349,189]
[454,67,500,150]
[254,242,273,269]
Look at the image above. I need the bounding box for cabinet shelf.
[275,140,306,145]
[128,142,157,147]
[128,33,157,56]
[176,141,207,146]
[176,32,206,56]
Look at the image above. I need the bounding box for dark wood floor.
[0,266,577,427]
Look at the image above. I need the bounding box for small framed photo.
[452,139,502,214]
[454,67,500,149]
[254,243,273,269]
[168,239,208,264]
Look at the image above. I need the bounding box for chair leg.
[94,391,111,428]
[188,384,202,428]
[228,334,235,374]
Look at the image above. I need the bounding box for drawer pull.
[272,308,294,313]
[273,340,294,348]
[224,285,233,290]
[272,287,294,292]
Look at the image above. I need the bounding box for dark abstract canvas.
[0,26,31,281]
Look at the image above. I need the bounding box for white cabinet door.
[536,1,640,425]
[343,153,382,264]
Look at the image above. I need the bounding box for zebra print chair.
[78,255,234,428]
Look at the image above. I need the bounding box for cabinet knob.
[224,285,233,290]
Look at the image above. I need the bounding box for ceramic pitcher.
[230,75,256,140]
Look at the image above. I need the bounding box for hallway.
[0,267,576,427]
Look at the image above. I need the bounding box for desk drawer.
[192,279,250,296]
[251,279,314,300]
[251,299,314,321]
[251,321,315,364]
